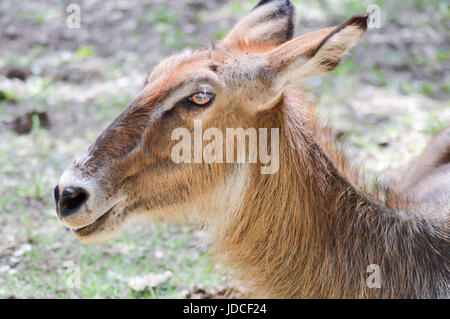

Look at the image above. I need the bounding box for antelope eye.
[188,92,214,106]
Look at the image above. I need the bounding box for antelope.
[54,0,449,298]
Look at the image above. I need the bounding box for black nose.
[55,185,89,217]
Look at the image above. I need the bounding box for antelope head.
[55,0,368,242]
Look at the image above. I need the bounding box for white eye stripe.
[160,86,215,112]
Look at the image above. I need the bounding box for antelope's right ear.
[221,0,297,49]
[268,14,369,87]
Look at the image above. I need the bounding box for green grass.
[16,6,60,24]
[422,112,449,136]
[373,68,388,87]
[160,26,185,49]
[152,7,179,24]
[76,45,95,60]
[421,85,434,96]
[0,220,224,298]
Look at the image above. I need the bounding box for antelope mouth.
[72,206,114,237]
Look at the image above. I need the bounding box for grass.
[76,45,95,60]
[373,68,388,87]
[15,6,60,24]
[160,26,186,49]
[422,112,449,136]
[1,221,225,298]
[151,6,179,25]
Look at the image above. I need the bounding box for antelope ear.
[221,0,297,49]
[268,14,369,88]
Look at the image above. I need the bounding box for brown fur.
[205,89,449,298]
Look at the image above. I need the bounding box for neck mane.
[205,88,449,298]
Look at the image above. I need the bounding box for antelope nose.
[55,185,89,217]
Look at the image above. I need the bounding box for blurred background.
[0,0,448,298]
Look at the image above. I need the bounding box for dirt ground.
[0,0,448,298]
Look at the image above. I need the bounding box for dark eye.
[187,92,215,107]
